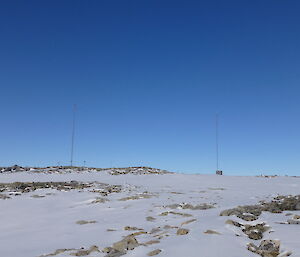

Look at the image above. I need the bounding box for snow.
[0,170,300,257]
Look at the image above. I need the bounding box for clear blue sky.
[0,1,299,175]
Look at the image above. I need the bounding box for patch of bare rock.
[0,165,172,175]
[70,245,100,256]
[143,240,160,245]
[287,219,300,225]
[146,216,156,222]
[0,181,122,197]
[124,226,144,231]
[204,230,221,235]
[76,220,97,225]
[220,195,300,221]
[248,240,292,257]
[31,194,45,198]
[147,249,162,256]
[176,228,189,235]
[226,219,270,240]
[221,195,300,256]
[181,218,197,226]
[90,197,109,204]
[0,181,93,193]
[160,211,193,217]
[119,193,154,201]
[103,235,139,257]
[107,166,171,175]
[166,202,215,210]
[208,187,226,191]
[0,165,28,173]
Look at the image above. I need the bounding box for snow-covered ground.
[0,169,299,257]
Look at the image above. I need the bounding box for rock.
[150,227,162,234]
[259,240,280,257]
[103,247,113,253]
[88,245,100,253]
[181,219,197,226]
[220,208,241,216]
[104,236,139,257]
[294,214,300,219]
[9,165,23,172]
[144,240,160,245]
[129,231,147,236]
[182,203,215,210]
[70,245,99,256]
[167,203,214,210]
[248,243,259,254]
[237,213,258,221]
[176,228,189,235]
[91,197,108,204]
[154,233,169,240]
[244,230,263,240]
[287,219,300,224]
[119,194,154,201]
[204,230,221,235]
[220,205,263,218]
[112,236,139,252]
[76,220,97,225]
[147,249,162,256]
[0,181,122,196]
[225,219,242,227]
[248,240,280,257]
[146,216,156,222]
[208,187,226,190]
[242,223,269,240]
[221,195,300,221]
[163,225,178,229]
[107,167,171,175]
[166,203,181,209]
[264,202,282,213]
[31,194,45,198]
[263,195,300,212]
[159,211,192,217]
[124,226,143,231]
[103,247,125,257]
[226,219,269,240]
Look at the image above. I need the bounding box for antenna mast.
[70,104,76,167]
[216,113,219,172]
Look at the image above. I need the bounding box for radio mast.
[216,113,219,171]
[215,113,222,175]
[70,104,76,167]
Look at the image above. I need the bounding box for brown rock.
[76,220,97,225]
[176,228,189,235]
[181,219,197,226]
[204,230,221,235]
[147,249,162,256]
[112,236,139,252]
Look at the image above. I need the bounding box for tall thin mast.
[216,113,219,171]
[70,104,76,167]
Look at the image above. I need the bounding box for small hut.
[216,170,223,175]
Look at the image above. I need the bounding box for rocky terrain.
[0,165,171,175]
[0,166,300,257]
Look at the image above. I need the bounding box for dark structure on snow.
[216,170,223,175]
